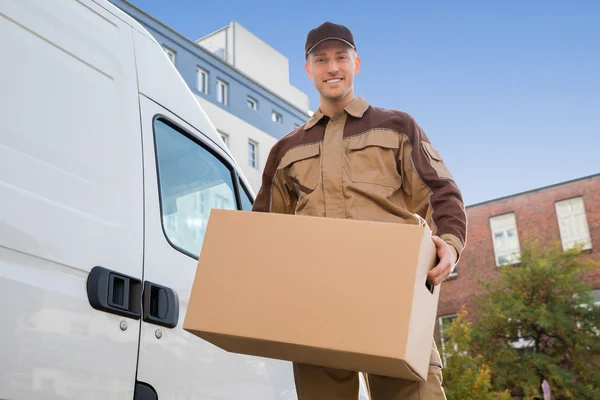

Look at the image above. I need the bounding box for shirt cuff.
[440,233,464,268]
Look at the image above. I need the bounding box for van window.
[239,180,253,211]
[154,118,236,258]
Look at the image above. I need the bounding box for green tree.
[472,243,600,399]
[440,307,512,400]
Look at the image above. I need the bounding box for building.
[436,173,600,352]
[109,0,311,193]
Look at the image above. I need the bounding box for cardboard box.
[183,209,440,381]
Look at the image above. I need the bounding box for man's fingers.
[428,262,447,278]
[428,268,446,286]
[432,235,445,250]
[427,271,443,286]
[428,256,451,285]
[427,268,441,281]
[432,236,449,259]
[428,236,455,285]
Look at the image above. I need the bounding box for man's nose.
[327,60,339,75]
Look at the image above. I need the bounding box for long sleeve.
[401,116,468,260]
[252,144,296,215]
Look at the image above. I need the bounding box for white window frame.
[507,317,535,350]
[272,111,282,124]
[247,96,258,111]
[510,333,535,350]
[248,140,258,169]
[199,192,206,214]
[490,213,521,266]
[555,197,592,251]
[576,290,600,335]
[449,265,458,278]
[438,314,457,365]
[218,131,229,147]
[216,79,228,105]
[163,46,176,64]
[196,67,208,95]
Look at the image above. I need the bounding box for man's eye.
[317,58,326,63]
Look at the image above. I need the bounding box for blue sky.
[127,0,599,205]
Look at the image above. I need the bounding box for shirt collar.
[304,96,370,130]
[344,96,370,118]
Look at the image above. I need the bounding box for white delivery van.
[0,0,371,399]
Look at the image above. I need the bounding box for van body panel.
[132,31,233,160]
[0,0,143,398]
[94,0,157,42]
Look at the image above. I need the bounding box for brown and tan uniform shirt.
[252,96,467,259]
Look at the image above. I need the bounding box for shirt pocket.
[421,141,454,180]
[347,131,402,189]
[279,143,321,198]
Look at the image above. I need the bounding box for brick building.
[436,173,600,349]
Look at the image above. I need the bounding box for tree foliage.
[471,243,600,399]
[441,307,512,400]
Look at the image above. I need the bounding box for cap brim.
[306,37,355,56]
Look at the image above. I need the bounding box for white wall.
[197,21,309,112]
[194,95,277,194]
[196,27,229,62]
[232,22,308,112]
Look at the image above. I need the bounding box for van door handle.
[142,281,179,328]
[87,266,142,319]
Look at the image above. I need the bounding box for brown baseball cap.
[305,22,356,57]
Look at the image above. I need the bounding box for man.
[252,21,467,400]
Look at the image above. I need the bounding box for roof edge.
[466,173,600,209]
[111,0,310,117]
[196,24,230,43]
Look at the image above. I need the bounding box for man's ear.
[354,55,361,75]
[305,62,312,79]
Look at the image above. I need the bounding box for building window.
[555,197,592,251]
[490,213,521,266]
[163,46,176,64]
[218,131,229,147]
[438,314,457,364]
[272,111,282,124]
[588,288,600,305]
[248,140,258,169]
[507,317,535,350]
[449,265,458,278]
[196,68,208,94]
[217,79,228,105]
[214,194,228,209]
[575,289,600,335]
[199,192,206,214]
[247,97,258,111]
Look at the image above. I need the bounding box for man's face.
[305,41,360,103]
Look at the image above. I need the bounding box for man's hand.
[427,236,458,286]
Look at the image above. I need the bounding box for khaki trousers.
[293,340,447,400]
